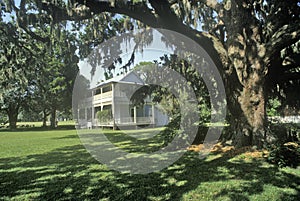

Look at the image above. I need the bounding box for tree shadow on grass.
[211,158,300,201]
[0,142,299,200]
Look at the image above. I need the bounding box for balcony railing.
[93,117,154,126]
[93,91,112,101]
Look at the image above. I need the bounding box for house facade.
[76,71,169,129]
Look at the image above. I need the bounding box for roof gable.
[95,71,144,88]
[120,71,144,84]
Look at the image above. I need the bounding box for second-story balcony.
[93,91,113,102]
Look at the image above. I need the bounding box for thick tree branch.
[17,21,50,43]
[86,0,179,30]
[266,21,300,58]
[38,0,228,74]
[12,0,228,77]
[40,1,93,22]
[148,0,185,29]
[148,0,228,72]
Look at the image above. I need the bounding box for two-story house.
[76,71,168,129]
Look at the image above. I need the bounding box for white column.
[134,106,137,123]
[77,108,80,120]
[91,90,94,126]
[152,104,155,126]
[84,108,87,121]
[111,83,116,130]
[77,108,80,129]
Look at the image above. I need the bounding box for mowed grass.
[0,128,299,201]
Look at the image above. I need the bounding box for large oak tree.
[0,20,37,129]
[0,4,79,129]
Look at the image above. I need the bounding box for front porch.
[94,103,155,129]
[93,116,155,129]
[77,103,156,129]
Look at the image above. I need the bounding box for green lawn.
[0,128,299,200]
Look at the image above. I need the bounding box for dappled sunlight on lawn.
[0,129,299,200]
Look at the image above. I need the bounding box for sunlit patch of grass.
[78,127,168,153]
[0,129,299,200]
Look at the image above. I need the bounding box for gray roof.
[94,71,145,88]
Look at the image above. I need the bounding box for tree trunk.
[50,108,56,128]
[42,109,48,127]
[229,80,267,148]
[225,46,268,148]
[6,105,19,130]
[222,1,269,148]
[8,112,18,130]
[225,33,268,148]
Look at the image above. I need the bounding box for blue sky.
[78,29,175,88]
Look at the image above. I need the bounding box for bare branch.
[17,21,50,43]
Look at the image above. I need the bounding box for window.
[102,85,112,93]
[94,88,101,95]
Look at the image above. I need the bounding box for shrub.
[267,142,300,168]
[269,123,300,143]
[96,110,112,123]
[160,115,181,145]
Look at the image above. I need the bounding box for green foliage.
[159,114,208,146]
[0,20,38,128]
[267,142,300,168]
[132,57,211,145]
[0,9,79,127]
[19,109,42,122]
[133,55,211,121]
[160,115,181,145]
[269,123,300,143]
[0,110,8,124]
[267,97,281,117]
[96,110,112,123]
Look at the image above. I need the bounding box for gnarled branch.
[266,20,300,59]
